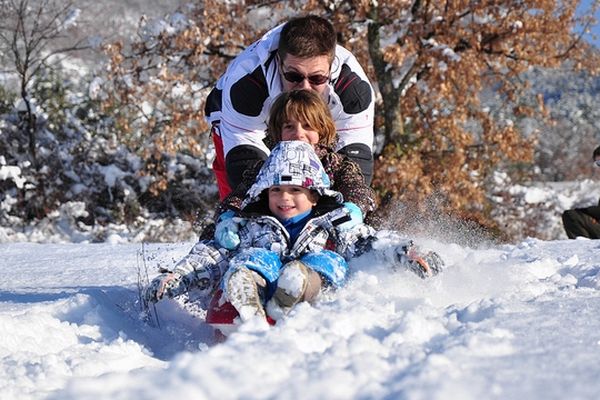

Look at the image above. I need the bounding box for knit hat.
[241,141,344,208]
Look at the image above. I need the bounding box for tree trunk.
[20,77,38,170]
[367,4,404,152]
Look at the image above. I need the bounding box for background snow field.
[1,238,600,399]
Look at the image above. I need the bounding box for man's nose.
[297,78,311,90]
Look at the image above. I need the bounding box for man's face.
[280,54,330,95]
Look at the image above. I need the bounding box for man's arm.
[330,47,375,184]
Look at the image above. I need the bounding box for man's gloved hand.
[144,272,184,303]
[338,202,363,231]
[394,242,445,279]
[215,210,245,250]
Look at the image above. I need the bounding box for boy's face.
[268,185,319,220]
[281,118,320,145]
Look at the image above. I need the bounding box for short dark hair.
[278,15,336,65]
[593,145,600,160]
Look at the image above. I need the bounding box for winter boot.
[225,267,267,321]
[267,260,321,320]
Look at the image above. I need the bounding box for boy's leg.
[270,260,322,307]
[224,248,282,321]
[299,250,349,288]
[225,267,268,321]
[267,250,348,320]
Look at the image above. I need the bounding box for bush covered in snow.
[0,65,218,243]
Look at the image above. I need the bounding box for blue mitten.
[338,202,363,230]
[215,210,243,250]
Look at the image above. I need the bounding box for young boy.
[219,140,369,321]
[145,141,365,323]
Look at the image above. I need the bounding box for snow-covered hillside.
[2,235,600,399]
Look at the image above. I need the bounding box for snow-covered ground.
[2,231,600,399]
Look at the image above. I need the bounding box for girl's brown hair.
[268,90,337,147]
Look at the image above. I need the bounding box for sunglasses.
[282,70,329,85]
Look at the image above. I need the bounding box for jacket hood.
[241,141,344,209]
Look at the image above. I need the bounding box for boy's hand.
[144,272,183,303]
[215,210,245,250]
[338,202,363,230]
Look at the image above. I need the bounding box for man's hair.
[593,145,600,159]
[268,90,337,147]
[278,15,337,65]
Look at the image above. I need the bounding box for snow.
[2,228,600,399]
[0,165,25,189]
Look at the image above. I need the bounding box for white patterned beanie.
[241,140,344,209]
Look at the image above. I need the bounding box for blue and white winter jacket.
[168,142,375,301]
[225,141,374,285]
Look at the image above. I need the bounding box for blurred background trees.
[102,0,600,228]
[1,0,599,241]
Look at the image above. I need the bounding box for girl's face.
[281,118,320,145]
[268,185,318,220]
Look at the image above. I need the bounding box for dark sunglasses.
[282,70,329,85]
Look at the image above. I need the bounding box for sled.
[205,289,276,339]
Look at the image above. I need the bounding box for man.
[205,15,375,200]
[562,145,600,239]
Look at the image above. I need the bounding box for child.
[145,140,369,322]
[220,140,371,320]
[219,140,443,321]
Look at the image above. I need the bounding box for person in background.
[562,145,600,239]
[205,14,375,200]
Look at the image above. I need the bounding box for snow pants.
[224,248,349,300]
